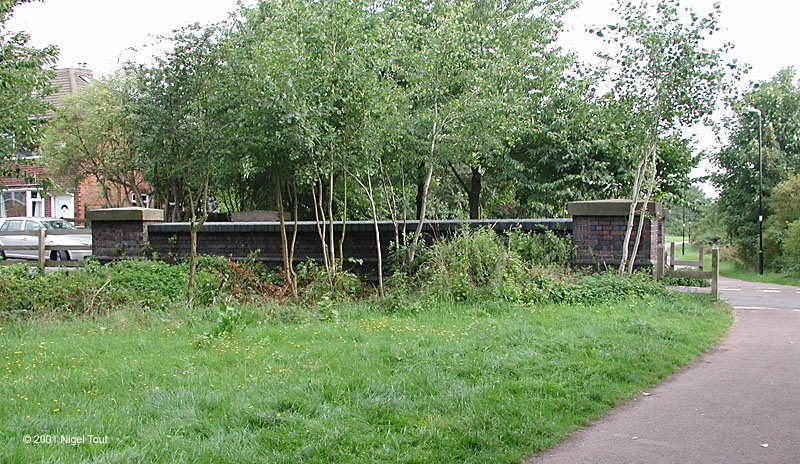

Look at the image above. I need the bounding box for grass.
[1,294,731,464]
[716,261,800,287]
[664,234,686,244]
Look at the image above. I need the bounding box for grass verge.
[1,294,731,463]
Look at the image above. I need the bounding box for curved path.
[526,276,800,464]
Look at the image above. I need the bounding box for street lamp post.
[682,206,686,256]
[746,106,764,275]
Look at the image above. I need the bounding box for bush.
[418,227,529,302]
[295,260,363,304]
[508,228,573,267]
[0,259,226,318]
[563,272,667,304]
[781,219,800,273]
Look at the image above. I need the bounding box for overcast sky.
[8,0,800,194]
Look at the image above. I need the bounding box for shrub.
[418,227,528,302]
[295,260,363,304]
[563,272,667,304]
[0,259,225,318]
[782,219,800,274]
[508,228,573,267]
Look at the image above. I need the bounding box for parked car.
[0,217,92,261]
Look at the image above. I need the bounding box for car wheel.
[50,250,70,261]
[0,249,5,260]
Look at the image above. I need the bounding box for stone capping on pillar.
[85,207,165,223]
[567,199,665,218]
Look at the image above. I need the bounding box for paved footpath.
[526,276,800,464]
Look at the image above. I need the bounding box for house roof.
[37,68,94,119]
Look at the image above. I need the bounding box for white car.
[0,217,92,261]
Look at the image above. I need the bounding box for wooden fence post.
[711,247,719,299]
[38,228,46,273]
[698,244,705,271]
[655,244,664,281]
[669,241,675,270]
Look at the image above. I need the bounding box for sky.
[8,0,800,194]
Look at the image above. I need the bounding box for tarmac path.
[526,276,800,464]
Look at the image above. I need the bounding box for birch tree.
[594,0,739,272]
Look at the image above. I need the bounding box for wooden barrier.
[656,243,719,299]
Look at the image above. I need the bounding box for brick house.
[0,67,150,221]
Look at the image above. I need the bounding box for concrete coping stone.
[567,200,664,218]
[148,218,573,234]
[86,208,165,222]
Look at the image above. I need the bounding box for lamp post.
[745,106,764,275]
[682,206,686,256]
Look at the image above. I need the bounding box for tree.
[385,0,576,259]
[714,68,800,269]
[130,24,226,308]
[595,0,739,272]
[40,74,145,206]
[0,0,57,179]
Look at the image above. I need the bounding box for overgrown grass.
[0,294,731,463]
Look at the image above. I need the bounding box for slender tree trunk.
[415,162,426,220]
[468,166,482,220]
[288,184,299,298]
[407,163,434,263]
[275,177,293,291]
[367,175,384,297]
[188,193,198,309]
[338,174,347,270]
[619,143,651,272]
[351,171,384,297]
[328,170,336,273]
[311,178,332,276]
[627,153,659,273]
[379,158,401,255]
[407,119,438,264]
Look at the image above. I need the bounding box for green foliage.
[196,304,244,346]
[781,220,800,274]
[508,229,573,267]
[714,69,800,269]
[40,74,144,205]
[0,260,224,318]
[417,228,527,302]
[295,260,363,305]
[662,276,711,287]
[0,0,57,169]
[409,227,662,306]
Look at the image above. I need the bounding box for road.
[526,276,800,464]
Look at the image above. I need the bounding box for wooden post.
[655,244,664,281]
[669,242,675,270]
[38,228,46,273]
[698,244,705,271]
[711,247,719,299]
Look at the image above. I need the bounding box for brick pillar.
[86,208,164,261]
[568,200,665,269]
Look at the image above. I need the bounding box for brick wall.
[87,202,665,272]
[568,200,664,268]
[88,213,573,270]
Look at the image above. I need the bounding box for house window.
[1,191,27,217]
[130,193,149,207]
[27,191,45,217]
